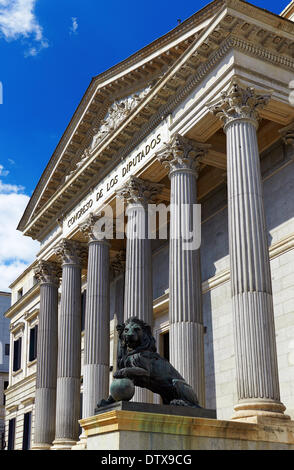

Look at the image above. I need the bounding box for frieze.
[63,122,168,233]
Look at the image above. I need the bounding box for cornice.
[5,373,36,395]
[5,283,40,319]
[280,1,294,20]
[20,1,294,240]
[10,321,25,335]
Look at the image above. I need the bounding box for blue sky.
[0,0,290,291]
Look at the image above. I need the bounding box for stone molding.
[155,133,210,177]
[208,80,272,130]
[10,322,25,335]
[279,122,294,146]
[116,175,163,205]
[34,260,61,286]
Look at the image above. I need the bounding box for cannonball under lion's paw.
[110,378,135,402]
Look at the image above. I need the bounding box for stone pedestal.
[78,402,294,450]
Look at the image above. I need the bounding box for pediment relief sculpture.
[90,84,153,151]
[62,84,154,184]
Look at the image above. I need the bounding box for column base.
[71,432,87,450]
[31,443,52,450]
[231,399,290,422]
[51,439,77,450]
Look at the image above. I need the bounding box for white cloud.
[0,164,9,177]
[0,0,48,55]
[0,166,39,291]
[70,17,78,35]
[0,260,32,291]
[0,179,24,193]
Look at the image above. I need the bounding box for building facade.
[0,292,11,450]
[4,0,294,450]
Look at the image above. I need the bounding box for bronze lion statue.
[97,316,200,408]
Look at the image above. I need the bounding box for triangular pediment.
[18,0,294,241]
[18,0,221,237]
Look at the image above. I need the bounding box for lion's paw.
[169,399,190,407]
[113,369,127,379]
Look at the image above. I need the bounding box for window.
[81,290,86,331]
[17,288,23,300]
[7,418,15,450]
[13,337,22,372]
[29,325,38,362]
[162,332,169,362]
[3,381,8,406]
[78,393,83,436]
[5,343,10,356]
[22,412,32,450]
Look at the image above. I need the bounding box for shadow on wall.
[262,141,294,246]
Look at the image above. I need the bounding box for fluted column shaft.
[117,176,162,403]
[82,237,110,418]
[156,134,209,406]
[33,261,60,449]
[169,170,205,406]
[52,240,85,448]
[124,204,152,325]
[209,81,286,419]
[227,119,282,413]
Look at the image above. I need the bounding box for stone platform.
[95,401,217,419]
[74,401,294,450]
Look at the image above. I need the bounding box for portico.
[6,0,294,451]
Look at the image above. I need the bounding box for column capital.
[34,260,61,286]
[155,133,209,177]
[79,212,111,243]
[53,239,87,266]
[208,80,272,131]
[116,176,163,206]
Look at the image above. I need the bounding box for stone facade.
[0,292,11,449]
[4,0,294,450]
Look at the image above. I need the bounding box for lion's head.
[116,317,156,367]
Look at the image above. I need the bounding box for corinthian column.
[32,261,60,450]
[209,80,288,421]
[117,176,162,403]
[51,240,86,449]
[156,134,209,407]
[79,214,110,418]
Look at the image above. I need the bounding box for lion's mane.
[116,317,156,369]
